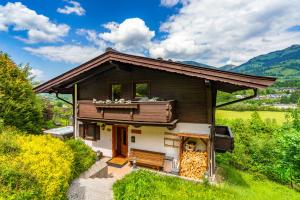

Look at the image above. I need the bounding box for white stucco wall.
[78,121,210,160]
[128,126,179,159]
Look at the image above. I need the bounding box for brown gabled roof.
[34,50,276,93]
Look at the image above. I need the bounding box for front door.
[113,126,128,157]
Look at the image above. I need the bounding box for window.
[85,124,96,139]
[79,123,100,141]
[134,82,149,99]
[164,132,180,148]
[111,84,121,100]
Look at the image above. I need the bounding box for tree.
[0,52,43,134]
[290,91,300,103]
[280,95,290,104]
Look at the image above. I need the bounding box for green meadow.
[216,110,287,124]
[113,168,300,200]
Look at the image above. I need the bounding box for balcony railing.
[214,126,234,152]
[77,100,176,124]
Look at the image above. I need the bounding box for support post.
[74,84,78,138]
[206,81,217,179]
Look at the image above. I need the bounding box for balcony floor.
[77,117,179,128]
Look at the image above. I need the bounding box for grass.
[113,167,300,200]
[216,110,287,124]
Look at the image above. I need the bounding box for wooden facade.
[34,50,276,94]
[77,66,210,123]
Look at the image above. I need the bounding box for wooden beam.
[176,133,209,139]
[200,138,208,145]
[77,117,179,128]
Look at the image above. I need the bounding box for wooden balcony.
[214,126,234,152]
[77,100,176,125]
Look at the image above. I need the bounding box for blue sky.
[0,0,300,82]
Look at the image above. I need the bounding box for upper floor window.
[111,84,121,100]
[134,82,150,99]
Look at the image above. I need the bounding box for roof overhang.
[34,50,277,94]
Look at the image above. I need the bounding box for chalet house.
[35,49,276,179]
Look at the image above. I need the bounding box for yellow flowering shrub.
[0,127,96,200]
[15,135,74,199]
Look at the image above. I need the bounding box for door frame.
[112,125,128,157]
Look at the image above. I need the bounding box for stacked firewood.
[180,151,208,179]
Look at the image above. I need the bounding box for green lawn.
[216,110,287,124]
[113,167,300,200]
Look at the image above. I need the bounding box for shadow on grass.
[218,165,250,188]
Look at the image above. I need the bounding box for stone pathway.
[68,177,116,200]
[68,157,132,200]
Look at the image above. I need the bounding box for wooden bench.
[129,148,165,170]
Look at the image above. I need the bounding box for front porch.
[79,122,214,179]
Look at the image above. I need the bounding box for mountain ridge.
[183,44,300,82]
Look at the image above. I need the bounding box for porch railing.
[77,100,176,123]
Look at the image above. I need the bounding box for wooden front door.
[113,126,128,157]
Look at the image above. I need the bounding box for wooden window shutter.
[79,124,85,138]
[95,125,100,140]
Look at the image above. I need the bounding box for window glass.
[135,83,149,99]
[86,124,95,138]
[111,84,121,100]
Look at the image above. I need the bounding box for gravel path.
[68,177,116,200]
[67,157,131,200]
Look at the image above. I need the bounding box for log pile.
[180,151,208,179]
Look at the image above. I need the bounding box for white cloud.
[25,18,155,64]
[0,2,70,43]
[76,29,106,47]
[57,1,85,16]
[151,0,300,66]
[160,0,180,7]
[100,18,155,54]
[24,45,103,64]
[25,1,300,67]
[76,18,155,55]
[30,68,44,80]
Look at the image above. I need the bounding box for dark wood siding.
[78,65,209,123]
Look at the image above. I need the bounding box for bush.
[0,164,42,200]
[217,110,300,189]
[0,129,96,199]
[65,139,96,178]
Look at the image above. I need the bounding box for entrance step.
[107,156,128,168]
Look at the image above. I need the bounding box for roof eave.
[34,51,277,93]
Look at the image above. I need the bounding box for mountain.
[220,64,237,71]
[231,45,300,80]
[181,61,216,69]
[182,45,300,83]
